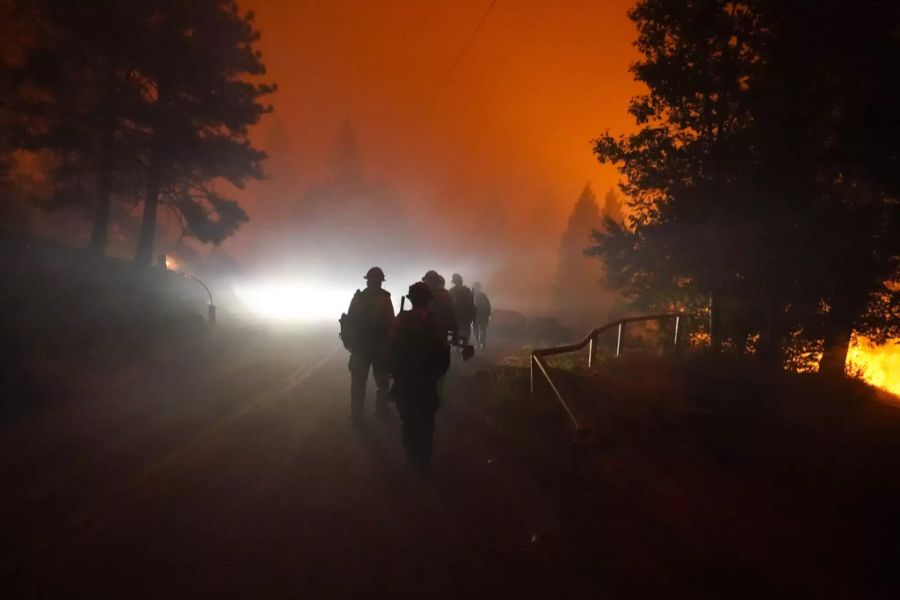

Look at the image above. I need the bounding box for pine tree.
[589,0,899,370]
[8,1,150,255]
[290,124,413,268]
[556,183,608,327]
[591,0,758,349]
[133,1,274,265]
[602,187,623,227]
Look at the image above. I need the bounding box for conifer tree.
[556,183,608,326]
[133,0,274,265]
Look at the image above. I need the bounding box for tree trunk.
[88,62,116,256]
[755,287,785,369]
[819,318,853,376]
[134,145,160,266]
[135,81,165,267]
[708,288,722,351]
[756,327,780,369]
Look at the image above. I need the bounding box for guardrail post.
[588,334,596,368]
[673,315,680,351]
[615,322,624,357]
[530,354,535,398]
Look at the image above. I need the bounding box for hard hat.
[365,266,385,281]
[451,273,463,285]
[422,270,442,284]
[407,281,433,302]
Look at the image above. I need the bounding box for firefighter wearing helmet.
[421,270,458,342]
[340,266,395,428]
[449,273,477,344]
[472,281,492,349]
[389,281,450,473]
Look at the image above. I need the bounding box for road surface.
[1,322,598,598]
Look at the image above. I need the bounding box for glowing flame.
[165,255,177,271]
[846,336,900,397]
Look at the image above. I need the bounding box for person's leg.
[372,349,390,417]
[459,320,472,344]
[406,409,426,472]
[418,408,436,472]
[349,353,371,426]
[399,402,416,463]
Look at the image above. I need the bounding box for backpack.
[338,290,361,351]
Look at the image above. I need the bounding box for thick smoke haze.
[226,0,640,315]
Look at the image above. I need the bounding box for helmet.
[365,266,385,281]
[422,270,442,284]
[451,273,463,285]
[472,281,482,291]
[407,281,433,304]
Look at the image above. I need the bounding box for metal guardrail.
[530,313,682,443]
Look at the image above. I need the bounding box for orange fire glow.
[846,336,900,398]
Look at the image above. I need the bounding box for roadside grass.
[464,352,900,598]
[0,234,226,419]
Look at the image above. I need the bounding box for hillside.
[466,355,900,598]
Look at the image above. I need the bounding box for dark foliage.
[589,0,900,370]
[133,0,274,264]
[1,0,273,259]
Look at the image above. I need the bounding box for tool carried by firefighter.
[397,296,475,361]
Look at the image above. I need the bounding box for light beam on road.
[233,279,349,322]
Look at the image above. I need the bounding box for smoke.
[220,0,641,316]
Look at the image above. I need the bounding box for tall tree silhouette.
[602,187,623,227]
[590,0,899,370]
[591,0,757,349]
[556,183,610,326]
[133,1,274,265]
[756,1,900,372]
[288,124,414,268]
[7,1,149,254]
[330,121,364,184]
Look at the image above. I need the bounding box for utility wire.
[427,0,499,110]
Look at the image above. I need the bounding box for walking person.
[389,282,451,473]
[422,270,458,342]
[449,273,476,344]
[340,266,395,429]
[472,281,492,349]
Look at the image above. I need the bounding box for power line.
[427,0,499,110]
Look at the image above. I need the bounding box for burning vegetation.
[847,336,900,398]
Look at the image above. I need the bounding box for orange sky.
[234,0,642,256]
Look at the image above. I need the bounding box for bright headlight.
[233,279,349,321]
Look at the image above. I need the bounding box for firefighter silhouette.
[341,266,395,428]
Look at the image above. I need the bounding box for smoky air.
[1,1,898,598]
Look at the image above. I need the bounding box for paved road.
[1,323,598,599]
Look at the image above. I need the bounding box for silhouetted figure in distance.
[342,266,395,428]
[472,281,491,349]
[389,282,450,473]
[449,273,477,344]
[422,270,458,342]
